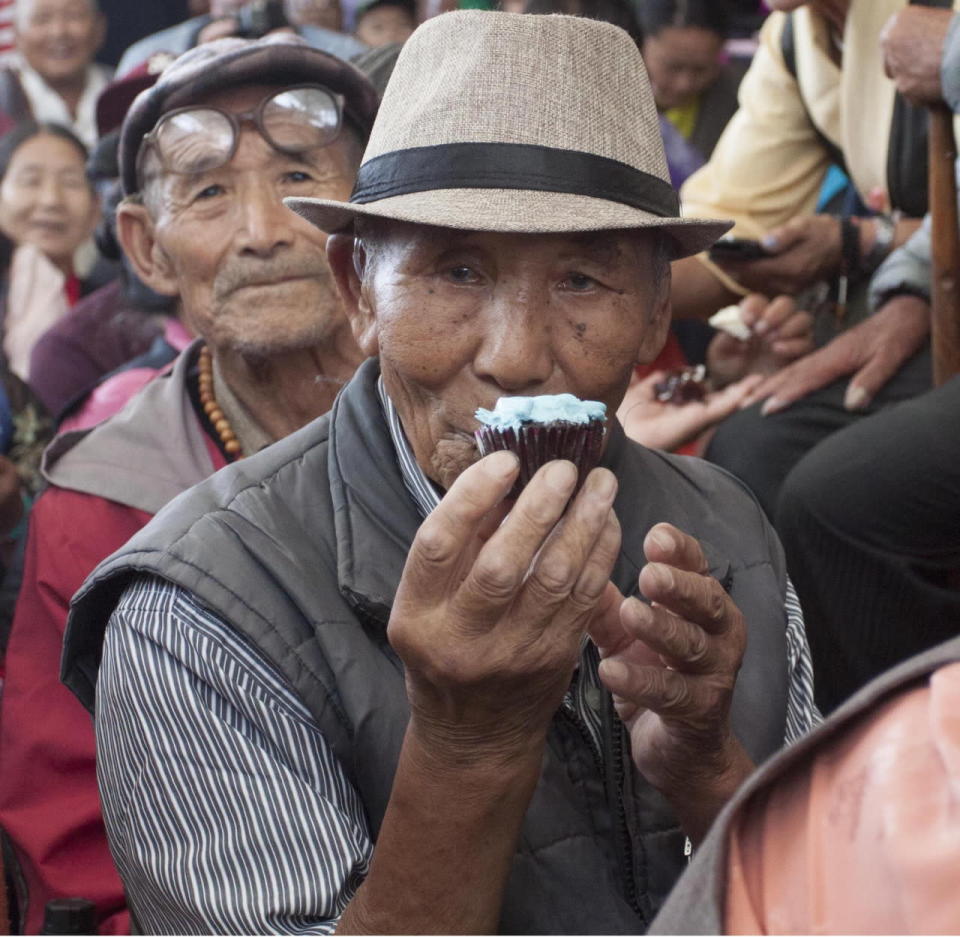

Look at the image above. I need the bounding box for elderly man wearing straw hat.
[64,11,818,934]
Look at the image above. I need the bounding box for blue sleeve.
[941,13,960,114]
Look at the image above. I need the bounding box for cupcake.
[474,394,607,496]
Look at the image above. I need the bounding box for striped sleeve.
[95,575,373,936]
[783,577,822,744]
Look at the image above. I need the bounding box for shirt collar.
[376,376,442,519]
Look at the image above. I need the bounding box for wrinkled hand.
[589,523,753,842]
[742,294,931,414]
[618,371,762,452]
[390,452,621,762]
[881,7,953,106]
[708,294,815,387]
[714,215,841,296]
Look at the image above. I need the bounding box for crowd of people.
[0,0,954,933]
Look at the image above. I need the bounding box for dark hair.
[636,0,729,40]
[86,129,120,185]
[523,0,641,43]
[355,0,416,22]
[0,121,90,184]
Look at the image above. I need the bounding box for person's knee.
[705,403,804,519]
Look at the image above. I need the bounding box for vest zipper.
[557,703,644,921]
[606,705,644,920]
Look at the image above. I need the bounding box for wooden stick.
[929,103,960,386]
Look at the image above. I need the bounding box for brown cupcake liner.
[474,420,605,497]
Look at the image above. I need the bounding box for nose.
[236,185,295,258]
[673,70,699,97]
[474,289,554,393]
[37,175,63,209]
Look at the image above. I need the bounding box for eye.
[193,184,225,201]
[447,264,480,284]
[283,170,313,184]
[562,272,596,292]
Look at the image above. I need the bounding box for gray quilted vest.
[64,358,791,933]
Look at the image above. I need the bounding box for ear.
[327,232,379,356]
[636,264,673,365]
[116,201,179,297]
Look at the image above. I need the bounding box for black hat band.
[350,142,681,217]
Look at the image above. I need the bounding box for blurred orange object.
[725,662,960,935]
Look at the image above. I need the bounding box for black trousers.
[705,346,935,520]
[706,346,960,713]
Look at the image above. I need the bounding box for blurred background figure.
[29,61,188,423]
[117,0,365,75]
[0,0,110,145]
[354,0,415,45]
[0,121,102,384]
[638,0,745,162]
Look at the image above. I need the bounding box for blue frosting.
[475,394,607,429]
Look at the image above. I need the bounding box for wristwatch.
[862,213,896,273]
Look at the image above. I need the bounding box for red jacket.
[0,343,225,934]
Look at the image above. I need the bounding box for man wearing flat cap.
[65,13,818,933]
[0,35,376,934]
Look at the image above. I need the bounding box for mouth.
[41,44,80,60]
[234,275,317,291]
[29,219,68,236]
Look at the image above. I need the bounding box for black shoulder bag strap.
[780,13,848,172]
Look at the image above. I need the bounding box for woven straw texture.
[288,11,730,254]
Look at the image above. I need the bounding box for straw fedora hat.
[287,10,731,257]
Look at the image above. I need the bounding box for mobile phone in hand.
[708,236,770,262]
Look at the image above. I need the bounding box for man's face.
[352,225,669,488]
[17,0,103,87]
[143,84,356,356]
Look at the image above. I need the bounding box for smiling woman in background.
[0,121,100,380]
[638,0,745,161]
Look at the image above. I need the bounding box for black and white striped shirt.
[96,383,819,934]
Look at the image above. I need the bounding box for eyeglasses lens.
[262,87,341,152]
[156,108,235,174]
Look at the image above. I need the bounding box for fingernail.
[649,527,674,553]
[761,397,784,417]
[621,597,648,629]
[588,469,617,502]
[753,319,768,335]
[650,563,673,591]
[599,658,628,683]
[486,450,518,479]
[545,460,577,493]
[761,234,779,250]
[844,385,869,411]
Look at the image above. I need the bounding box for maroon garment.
[27,280,164,418]
[0,347,228,934]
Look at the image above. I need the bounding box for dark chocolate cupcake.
[474,394,607,496]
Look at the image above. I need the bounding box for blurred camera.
[234,0,290,38]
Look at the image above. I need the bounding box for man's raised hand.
[390,452,622,763]
[589,522,754,843]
